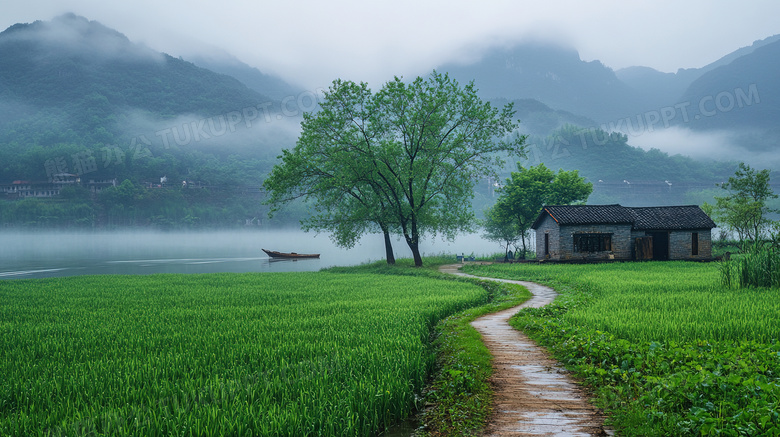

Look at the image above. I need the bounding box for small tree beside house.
[484,163,592,259]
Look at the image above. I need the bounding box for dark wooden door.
[635,237,653,260]
[646,232,669,260]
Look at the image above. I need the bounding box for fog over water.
[0,229,500,279]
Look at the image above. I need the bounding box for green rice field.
[466,262,780,343]
[0,272,488,436]
[464,262,780,436]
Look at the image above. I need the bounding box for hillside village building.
[0,176,117,198]
[532,204,716,261]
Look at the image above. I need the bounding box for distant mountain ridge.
[3,13,775,144]
[0,14,301,185]
[676,37,780,131]
[490,97,596,136]
[676,34,780,79]
[187,52,304,101]
[438,35,780,137]
[0,14,277,120]
[616,34,780,114]
[439,42,641,123]
[0,13,765,228]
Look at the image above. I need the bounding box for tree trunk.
[404,220,423,267]
[409,239,423,267]
[520,234,527,259]
[383,228,396,265]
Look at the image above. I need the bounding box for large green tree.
[491,163,592,258]
[264,72,525,266]
[263,80,400,263]
[713,162,778,243]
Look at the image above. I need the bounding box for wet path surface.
[439,264,612,437]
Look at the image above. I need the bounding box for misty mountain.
[187,52,303,101]
[613,66,689,112]
[0,14,771,228]
[0,13,281,146]
[439,42,641,123]
[616,34,780,113]
[0,12,307,223]
[675,37,780,132]
[439,35,780,136]
[490,98,596,136]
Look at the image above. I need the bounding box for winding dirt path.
[439,264,612,437]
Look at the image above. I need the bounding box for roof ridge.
[532,204,716,230]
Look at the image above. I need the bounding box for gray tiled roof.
[531,204,716,230]
[629,206,717,230]
[534,204,633,227]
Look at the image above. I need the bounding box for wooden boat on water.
[262,249,320,259]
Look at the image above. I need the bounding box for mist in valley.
[627,127,778,170]
[119,105,303,157]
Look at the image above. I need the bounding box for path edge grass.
[460,263,655,434]
[417,276,530,436]
[327,258,532,436]
[462,262,780,436]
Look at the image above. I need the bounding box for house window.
[692,232,699,255]
[573,233,612,253]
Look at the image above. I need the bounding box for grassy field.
[326,257,533,435]
[463,262,780,436]
[0,270,492,436]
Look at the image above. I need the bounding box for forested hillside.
[522,125,738,206]
[0,14,302,228]
[0,14,768,228]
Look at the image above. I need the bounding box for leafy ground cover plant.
[463,262,780,436]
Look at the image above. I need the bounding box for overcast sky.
[1,0,779,89]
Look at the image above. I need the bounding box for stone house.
[532,204,716,261]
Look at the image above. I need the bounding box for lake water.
[0,229,500,279]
